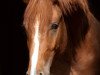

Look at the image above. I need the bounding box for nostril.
[40,72,43,75]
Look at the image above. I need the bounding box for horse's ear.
[23,0,29,4]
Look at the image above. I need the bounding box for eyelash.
[51,23,59,29]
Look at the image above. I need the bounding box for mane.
[58,0,89,14]
[57,0,99,62]
[24,0,53,33]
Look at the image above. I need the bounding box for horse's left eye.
[51,23,59,29]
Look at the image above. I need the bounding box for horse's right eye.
[51,23,59,29]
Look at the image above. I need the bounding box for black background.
[1,0,100,75]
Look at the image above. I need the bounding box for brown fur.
[24,0,100,75]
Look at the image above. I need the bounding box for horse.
[23,0,100,75]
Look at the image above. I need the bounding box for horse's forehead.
[33,5,62,30]
[24,0,62,32]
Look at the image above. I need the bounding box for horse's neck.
[71,13,100,75]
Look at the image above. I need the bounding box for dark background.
[1,0,99,75]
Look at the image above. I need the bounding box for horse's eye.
[51,23,59,29]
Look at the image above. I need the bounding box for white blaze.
[30,18,40,75]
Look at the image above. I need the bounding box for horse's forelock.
[24,0,53,34]
[24,0,89,21]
